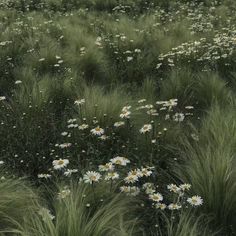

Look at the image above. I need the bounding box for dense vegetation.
[0,0,236,235]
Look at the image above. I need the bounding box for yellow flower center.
[58,160,64,165]
[90,176,97,181]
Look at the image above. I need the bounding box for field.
[0,0,236,235]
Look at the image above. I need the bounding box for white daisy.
[52,159,69,170]
[179,183,191,191]
[74,98,85,105]
[124,174,139,184]
[98,163,114,172]
[138,99,146,103]
[64,169,78,177]
[155,203,167,210]
[139,124,152,134]
[140,167,153,177]
[59,143,72,149]
[104,172,119,180]
[110,156,130,166]
[114,121,125,127]
[78,124,89,130]
[187,196,203,206]
[167,184,181,193]
[168,203,182,210]
[149,193,163,202]
[83,171,101,184]
[90,126,104,136]
[61,132,68,136]
[15,80,22,84]
[38,174,52,179]
[119,110,131,119]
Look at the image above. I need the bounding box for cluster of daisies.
[46,97,194,155]
[52,156,203,210]
[74,97,192,136]
[84,159,203,209]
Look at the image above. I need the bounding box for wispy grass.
[0,175,40,232]
[176,105,236,234]
[10,182,139,236]
[160,211,218,236]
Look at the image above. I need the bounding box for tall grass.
[0,175,40,232]
[159,211,217,236]
[176,106,236,234]
[11,182,139,236]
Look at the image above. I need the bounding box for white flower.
[138,99,146,103]
[15,80,22,84]
[168,203,182,210]
[105,172,119,180]
[61,132,68,136]
[142,182,154,189]
[52,159,69,170]
[83,171,101,184]
[114,121,125,127]
[140,167,153,177]
[163,99,178,109]
[145,187,156,195]
[121,106,131,112]
[98,163,114,172]
[127,56,133,62]
[179,183,191,191]
[0,161,4,165]
[99,135,109,140]
[144,104,153,109]
[187,196,203,206]
[155,203,166,210]
[78,124,89,130]
[119,110,131,119]
[64,169,78,177]
[95,37,102,46]
[0,96,6,101]
[110,156,130,166]
[167,184,181,193]
[38,174,52,179]
[68,124,78,128]
[90,126,104,136]
[67,119,77,123]
[124,174,139,184]
[74,98,85,105]
[173,113,185,122]
[59,143,72,149]
[185,106,194,109]
[149,193,163,202]
[139,124,152,134]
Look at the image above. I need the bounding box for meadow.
[0,0,236,235]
